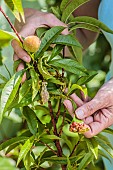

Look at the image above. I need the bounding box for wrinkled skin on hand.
[64,78,113,138]
[11,8,68,82]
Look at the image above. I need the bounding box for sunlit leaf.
[4,0,25,22]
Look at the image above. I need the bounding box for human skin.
[11,0,113,138]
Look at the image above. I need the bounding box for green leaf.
[41,135,61,140]
[0,29,19,48]
[61,134,73,152]
[19,79,32,102]
[97,134,113,149]
[0,136,28,151]
[68,84,87,96]
[0,73,8,82]
[50,59,88,76]
[98,149,111,163]
[35,26,65,59]
[4,0,25,22]
[70,23,100,33]
[95,136,113,158]
[52,34,82,48]
[77,70,97,85]
[60,0,69,12]
[43,155,78,164]
[23,106,37,135]
[17,137,34,166]
[103,128,113,135]
[85,138,98,159]
[69,16,113,34]
[49,44,64,61]
[51,6,61,19]
[36,27,49,39]
[71,46,83,64]
[77,152,93,170]
[61,0,89,23]
[30,68,39,100]
[0,70,25,122]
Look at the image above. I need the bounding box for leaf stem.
[48,101,63,157]
[70,140,80,157]
[40,141,57,155]
[0,6,23,44]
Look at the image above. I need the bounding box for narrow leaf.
[35,26,65,59]
[0,136,28,151]
[61,0,89,23]
[52,34,82,48]
[50,59,88,76]
[0,70,24,122]
[23,106,37,135]
[17,138,34,166]
[69,16,113,34]
[77,152,93,170]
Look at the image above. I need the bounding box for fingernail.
[75,110,84,119]
[23,56,30,62]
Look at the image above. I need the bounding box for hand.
[64,78,113,138]
[11,8,68,82]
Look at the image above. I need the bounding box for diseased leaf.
[35,26,65,59]
[17,137,34,166]
[50,59,88,76]
[0,70,25,122]
[69,16,113,34]
[23,106,37,135]
[61,0,89,23]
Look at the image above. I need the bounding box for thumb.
[75,98,103,119]
[19,24,36,38]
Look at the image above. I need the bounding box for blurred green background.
[0,0,112,169]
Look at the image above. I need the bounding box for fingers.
[46,13,69,35]
[11,40,31,63]
[17,62,26,83]
[63,100,74,117]
[70,93,84,107]
[75,97,104,119]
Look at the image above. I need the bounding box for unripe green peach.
[23,35,41,53]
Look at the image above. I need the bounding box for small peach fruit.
[23,35,41,53]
